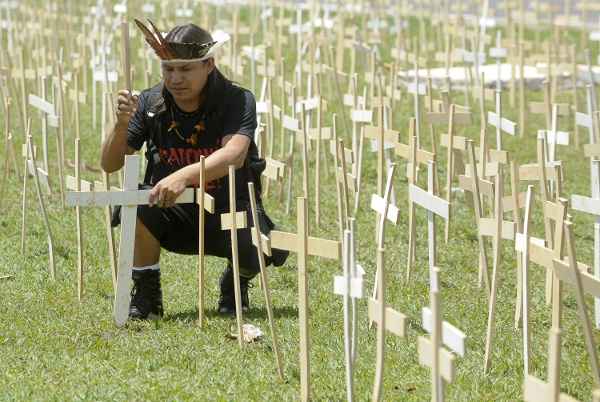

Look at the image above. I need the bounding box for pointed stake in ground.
[196,156,215,326]
[248,181,284,381]
[220,165,247,348]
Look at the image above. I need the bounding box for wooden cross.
[369,164,407,402]
[269,197,341,402]
[483,167,517,374]
[409,160,450,281]
[23,129,55,280]
[440,104,470,243]
[488,89,517,150]
[66,155,201,326]
[457,140,491,294]
[524,222,600,401]
[28,92,58,176]
[418,267,466,402]
[333,219,364,402]
[572,158,600,328]
[220,165,249,348]
[516,195,568,374]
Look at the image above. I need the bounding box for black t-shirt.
[127,81,259,208]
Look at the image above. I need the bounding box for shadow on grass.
[164,305,298,322]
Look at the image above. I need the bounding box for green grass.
[1,1,600,401]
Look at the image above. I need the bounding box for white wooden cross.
[409,161,450,280]
[488,90,517,150]
[572,159,600,328]
[333,220,364,402]
[220,165,249,348]
[269,197,341,402]
[66,155,206,326]
[418,267,466,402]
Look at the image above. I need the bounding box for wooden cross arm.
[66,175,93,192]
[28,94,55,115]
[488,112,517,136]
[409,184,450,220]
[221,211,248,230]
[395,143,434,164]
[503,192,526,213]
[351,109,373,123]
[422,308,466,357]
[441,134,468,151]
[263,158,286,181]
[417,336,456,383]
[425,111,472,125]
[523,375,579,402]
[306,127,332,141]
[334,276,363,298]
[584,143,600,159]
[66,188,197,207]
[479,218,515,240]
[363,125,400,144]
[458,174,494,198]
[572,194,600,216]
[368,299,407,337]
[370,194,399,224]
[552,258,600,298]
[270,230,341,260]
[466,162,499,178]
[196,190,215,213]
[519,163,561,181]
[576,112,593,131]
[251,230,272,257]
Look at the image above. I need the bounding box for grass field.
[1,2,600,401]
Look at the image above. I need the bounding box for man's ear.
[205,58,215,74]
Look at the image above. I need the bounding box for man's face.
[161,58,215,104]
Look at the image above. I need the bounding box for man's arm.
[100,90,139,173]
[148,133,250,207]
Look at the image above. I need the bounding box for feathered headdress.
[134,19,229,62]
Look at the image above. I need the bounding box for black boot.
[129,269,164,320]
[218,263,250,315]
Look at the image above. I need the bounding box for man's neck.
[174,91,206,113]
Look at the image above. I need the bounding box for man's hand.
[149,171,188,208]
[116,90,139,126]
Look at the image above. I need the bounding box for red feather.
[147,19,175,59]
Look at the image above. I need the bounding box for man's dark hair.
[160,23,233,117]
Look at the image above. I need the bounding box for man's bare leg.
[133,218,161,267]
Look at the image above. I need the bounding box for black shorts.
[125,199,283,278]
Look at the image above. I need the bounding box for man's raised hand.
[116,90,139,126]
